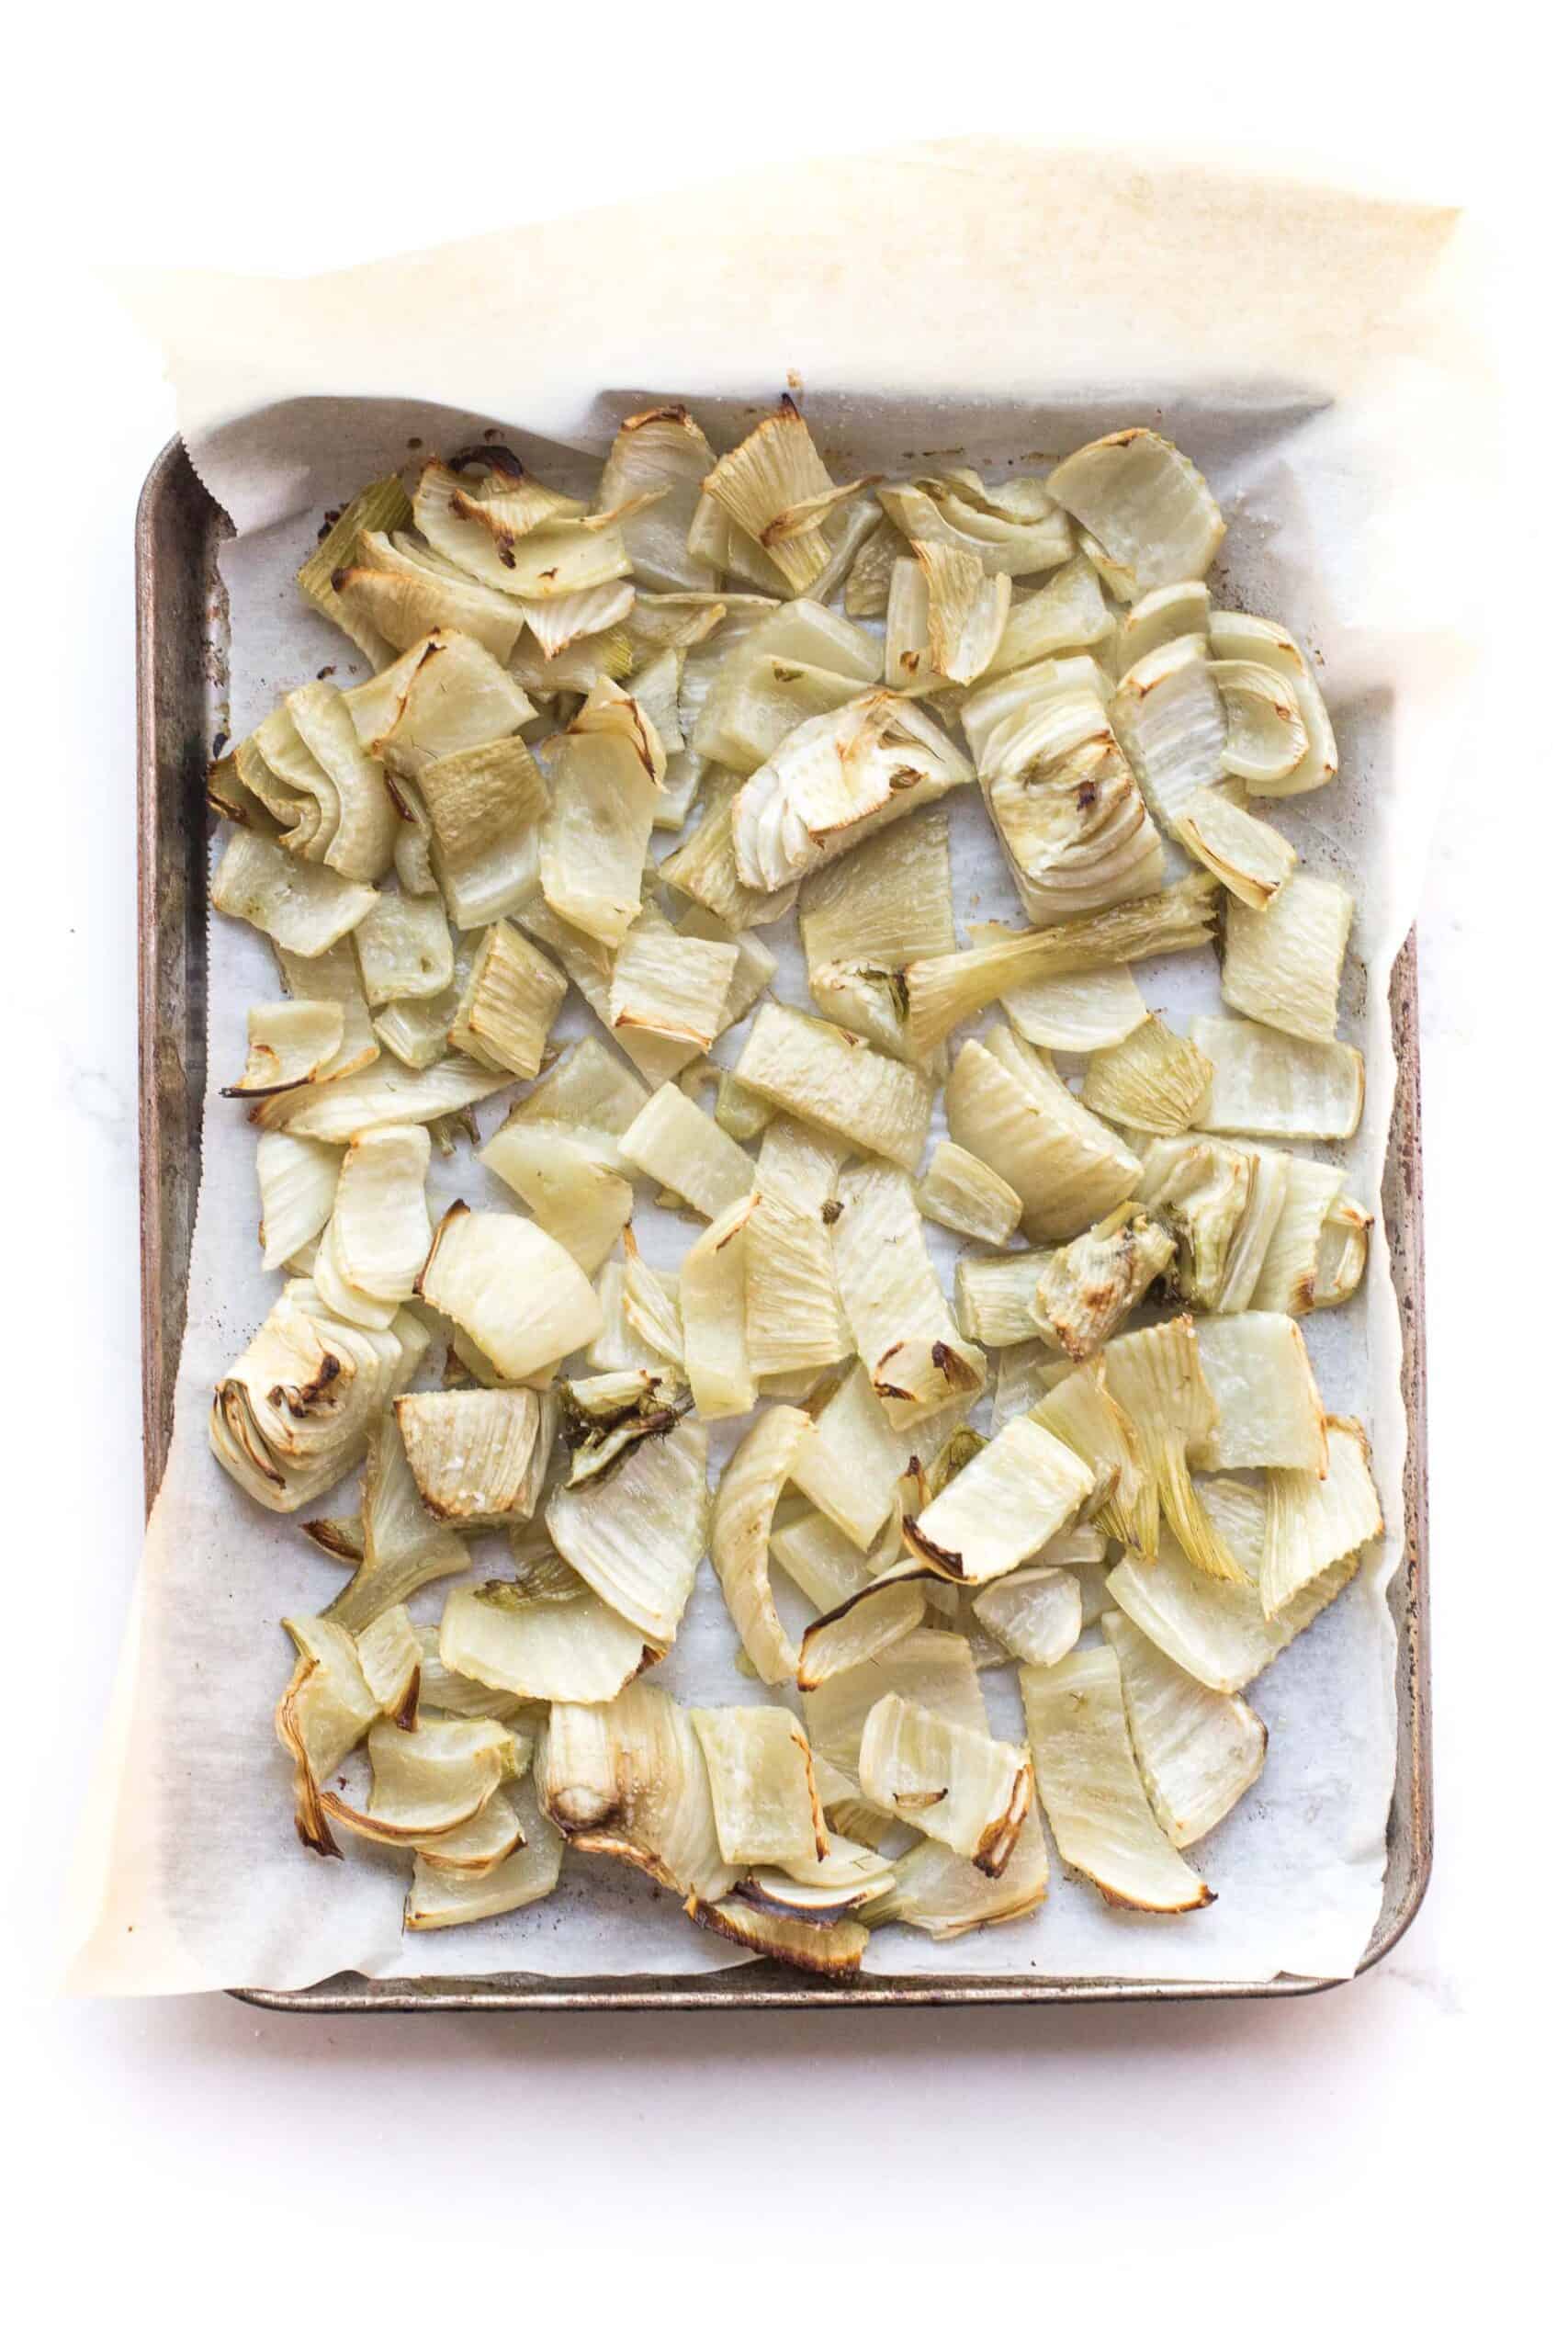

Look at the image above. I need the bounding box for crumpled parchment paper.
[68,141,1480,1994]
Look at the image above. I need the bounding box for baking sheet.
[69,142,1477,1995]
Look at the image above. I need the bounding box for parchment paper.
[69,142,1481,1995]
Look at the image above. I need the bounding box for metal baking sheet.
[136,434,1431,2012]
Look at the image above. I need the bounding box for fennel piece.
[914,542,1013,684]
[680,1192,761,1419]
[754,1117,842,1214]
[1045,429,1224,597]
[1116,580,1210,676]
[355,628,535,778]
[710,1406,812,1684]
[795,1580,928,1694]
[961,650,1111,775]
[797,806,955,1061]
[735,1003,933,1170]
[844,515,902,616]
[296,473,414,655]
[439,1577,652,1706]
[406,1788,565,1930]
[332,532,528,667]
[545,1416,708,1647]
[354,1605,423,1727]
[907,1417,1093,1584]
[1208,1147,1292,1315]
[609,926,738,1051]
[418,736,548,929]
[412,1623,529,1718]
[1209,611,1337,796]
[353,889,454,1007]
[320,1716,523,1848]
[953,1250,1056,1349]
[417,1204,603,1380]
[274,935,379,1081]
[537,1682,733,1906]
[915,1141,1023,1247]
[284,680,400,882]
[735,1832,897,1923]
[394,1388,553,1524]
[693,597,879,769]
[1102,1317,1240,1580]
[321,1409,471,1633]
[1172,786,1298,911]
[1192,1311,1328,1476]
[223,1001,344,1098]
[479,1118,633,1276]
[701,396,874,594]
[619,1081,758,1217]
[249,1052,510,1141]
[599,404,722,592]
[558,1365,690,1485]
[1109,635,1229,830]
[1210,659,1309,784]
[772,1503,888,1618]
[903,874,1218,1059]
[1252,1161,1370,1316]
[516,897,700,1089]
[691,1895,868,1979]
[858,1694,1034,1877]
[1101,1608,1267,1848]
[984,552,1112,676]
[965,928,1146,1053]
[210,830,377,957]
[441,918,565,1076]
[744,1187,852,1380]
[659,780,799,932]
[210,1284,426,1514]
[275,1617,380,1855]
[1031,1204,1176,1360]
[1021,1647,1215,1912]
[1080,1017,1214,1137]
[256,1133,341,1272]
[1136,1135,1256,1312]
[860,1807,1050,1939]
[730,690,972,894]
[1192,1014,1365,1141]
[329,1123,432,1302]
[879,471,1072,576]
[977,686,1165,927]
[373,943,474,1074]
[787,1363,970,1551]
[1221,868,1355,1045]
[944,1028,1143,1244]
[691,1706,828,1866]
[1106,1514,1361,1694]
[511,1033,649,1147]
[714,1071,775,1142]
[411,458,629,605]
[1259,1415,1382,1619]
[803,1626,987,1781]
[971,1569,1082,1669]
[539,682,663,949]
[831,1160,987,1428]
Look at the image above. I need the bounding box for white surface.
[6,3,1561,2324]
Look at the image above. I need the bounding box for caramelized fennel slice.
[1021,1647,1215,1911]
[858,1694,1034,1876]
[1102,1608,1267,1847]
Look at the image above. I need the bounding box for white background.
[6,5,1562,2332]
